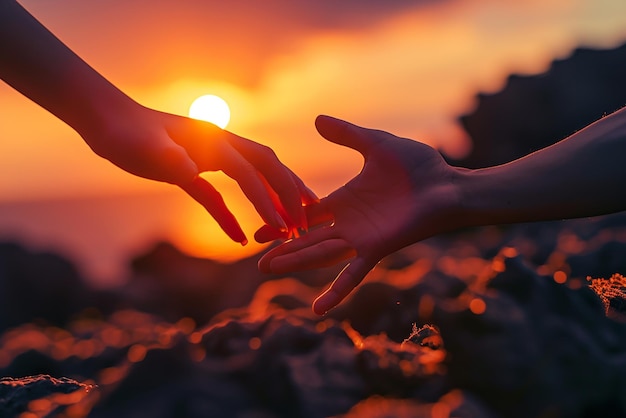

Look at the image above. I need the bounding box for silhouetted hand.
[256,115,461,314]
[82,103,316,244]
[0,1,316,244]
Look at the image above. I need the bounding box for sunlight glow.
[188,95,231,129]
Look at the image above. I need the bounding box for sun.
[188,95,231,129]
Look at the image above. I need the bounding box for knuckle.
[258,144,278,160]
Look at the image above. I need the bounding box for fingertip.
[304,189,320,205]
[254,225,288,243]
[314,115,334,135]
[312,305,326,316]
[288,171,318,206]
[313,115,368,154]
[225,224,247,245]
[182,176,246,244]
[315,114,335,127]
[312,292,335,316]
[257,255,272,274]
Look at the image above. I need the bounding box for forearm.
[458,106,626,226]
[0,0,135,136]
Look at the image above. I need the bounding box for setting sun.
[188,94,231,129]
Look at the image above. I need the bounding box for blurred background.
[2,0,626,286]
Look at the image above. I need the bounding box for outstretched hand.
[0,0,316,245]
[82,103,317,244]
[256,115,461,314]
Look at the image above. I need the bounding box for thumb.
[312,256,377,315]
[315,115,373,156]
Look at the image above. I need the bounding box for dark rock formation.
[125,241,342,325]
[2,211,626,417]
[455,43,626,168]
[0,242,96,332]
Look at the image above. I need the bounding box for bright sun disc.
[188,95,231,129]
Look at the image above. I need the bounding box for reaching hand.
[0,0,316,245]
[256,115,462,314]
[82,103,317,244]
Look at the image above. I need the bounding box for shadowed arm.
[257,108,626,314]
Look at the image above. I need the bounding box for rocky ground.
[2,42,626,418]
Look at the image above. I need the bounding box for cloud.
[20,0,449,88]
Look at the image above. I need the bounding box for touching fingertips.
[254,225,288,243]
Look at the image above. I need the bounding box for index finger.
[227,136,306,229]
[216,142,290,231]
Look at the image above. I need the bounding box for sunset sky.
[2,0,626,283]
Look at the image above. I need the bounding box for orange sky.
[1,0,626,283]
[3,0,626,201]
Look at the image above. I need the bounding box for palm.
[258,116,457,314]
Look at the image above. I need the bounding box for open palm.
[257,115,460,314]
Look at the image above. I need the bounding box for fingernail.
[240,239,248,246]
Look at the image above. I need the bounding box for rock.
[0,242,101,332]
[0,374,94,417]
[455,43,626,168]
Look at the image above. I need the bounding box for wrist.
[70,81,139,140]
[456,162,539,227]
[454,165,501,228]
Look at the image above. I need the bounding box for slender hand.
[0,0,316,243]
[257,115,462,314]
[83,104,317,244]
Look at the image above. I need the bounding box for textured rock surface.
[1,213,626,417]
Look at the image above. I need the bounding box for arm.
[0,0,314,242]
[461,106,626,225]
[257,109,626,314]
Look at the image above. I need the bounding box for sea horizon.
[0,190,271,288]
